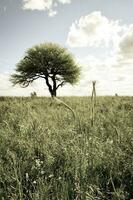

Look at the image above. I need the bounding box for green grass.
[0,96,133,200]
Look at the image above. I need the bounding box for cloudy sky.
[0,0,133,96]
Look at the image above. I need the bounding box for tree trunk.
[51,75,57,98]
[45,76,57,98]
[51,89,57,98]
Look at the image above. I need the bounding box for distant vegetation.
[0,96,133,199]
[30,92,37,98]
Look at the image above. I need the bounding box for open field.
[0,96,133,200]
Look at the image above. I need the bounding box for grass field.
[0,96,133,200]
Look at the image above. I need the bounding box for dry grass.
[0,96,133,199]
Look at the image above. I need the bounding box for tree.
[30,91,37,98]
[11,43,80,97]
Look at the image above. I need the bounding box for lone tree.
[11,43,80,97]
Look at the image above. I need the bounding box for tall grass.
[0,96,133,199]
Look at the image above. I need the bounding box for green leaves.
[11,42,80,96]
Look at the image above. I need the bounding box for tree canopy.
[11,43,80,97]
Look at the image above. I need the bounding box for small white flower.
[49,174,54,178]
[35,159,41,167]
[41,170,45,175]
[89,137,92,140]
[25,173,29,180]
[33,180,37,184]
[109,140,113,144]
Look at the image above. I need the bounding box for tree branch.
[56,81,65,90]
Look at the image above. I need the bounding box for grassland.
[0,96,133,200]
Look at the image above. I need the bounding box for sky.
[0,0,133,96]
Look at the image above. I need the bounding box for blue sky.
[0,0,133,96]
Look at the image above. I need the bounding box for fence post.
[91,81,96,126]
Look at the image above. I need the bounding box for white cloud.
[57,0,71,4]
[22,0,71,17]
[67,11,124,48]
[65,11,133,95]
[109,24,133,70]
[119,25,133,58]
[48,9,57,17]
[72,55,133,96]
[23,0,52,10]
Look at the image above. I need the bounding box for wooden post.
[91,81,96,126]
[91,81,96,105]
